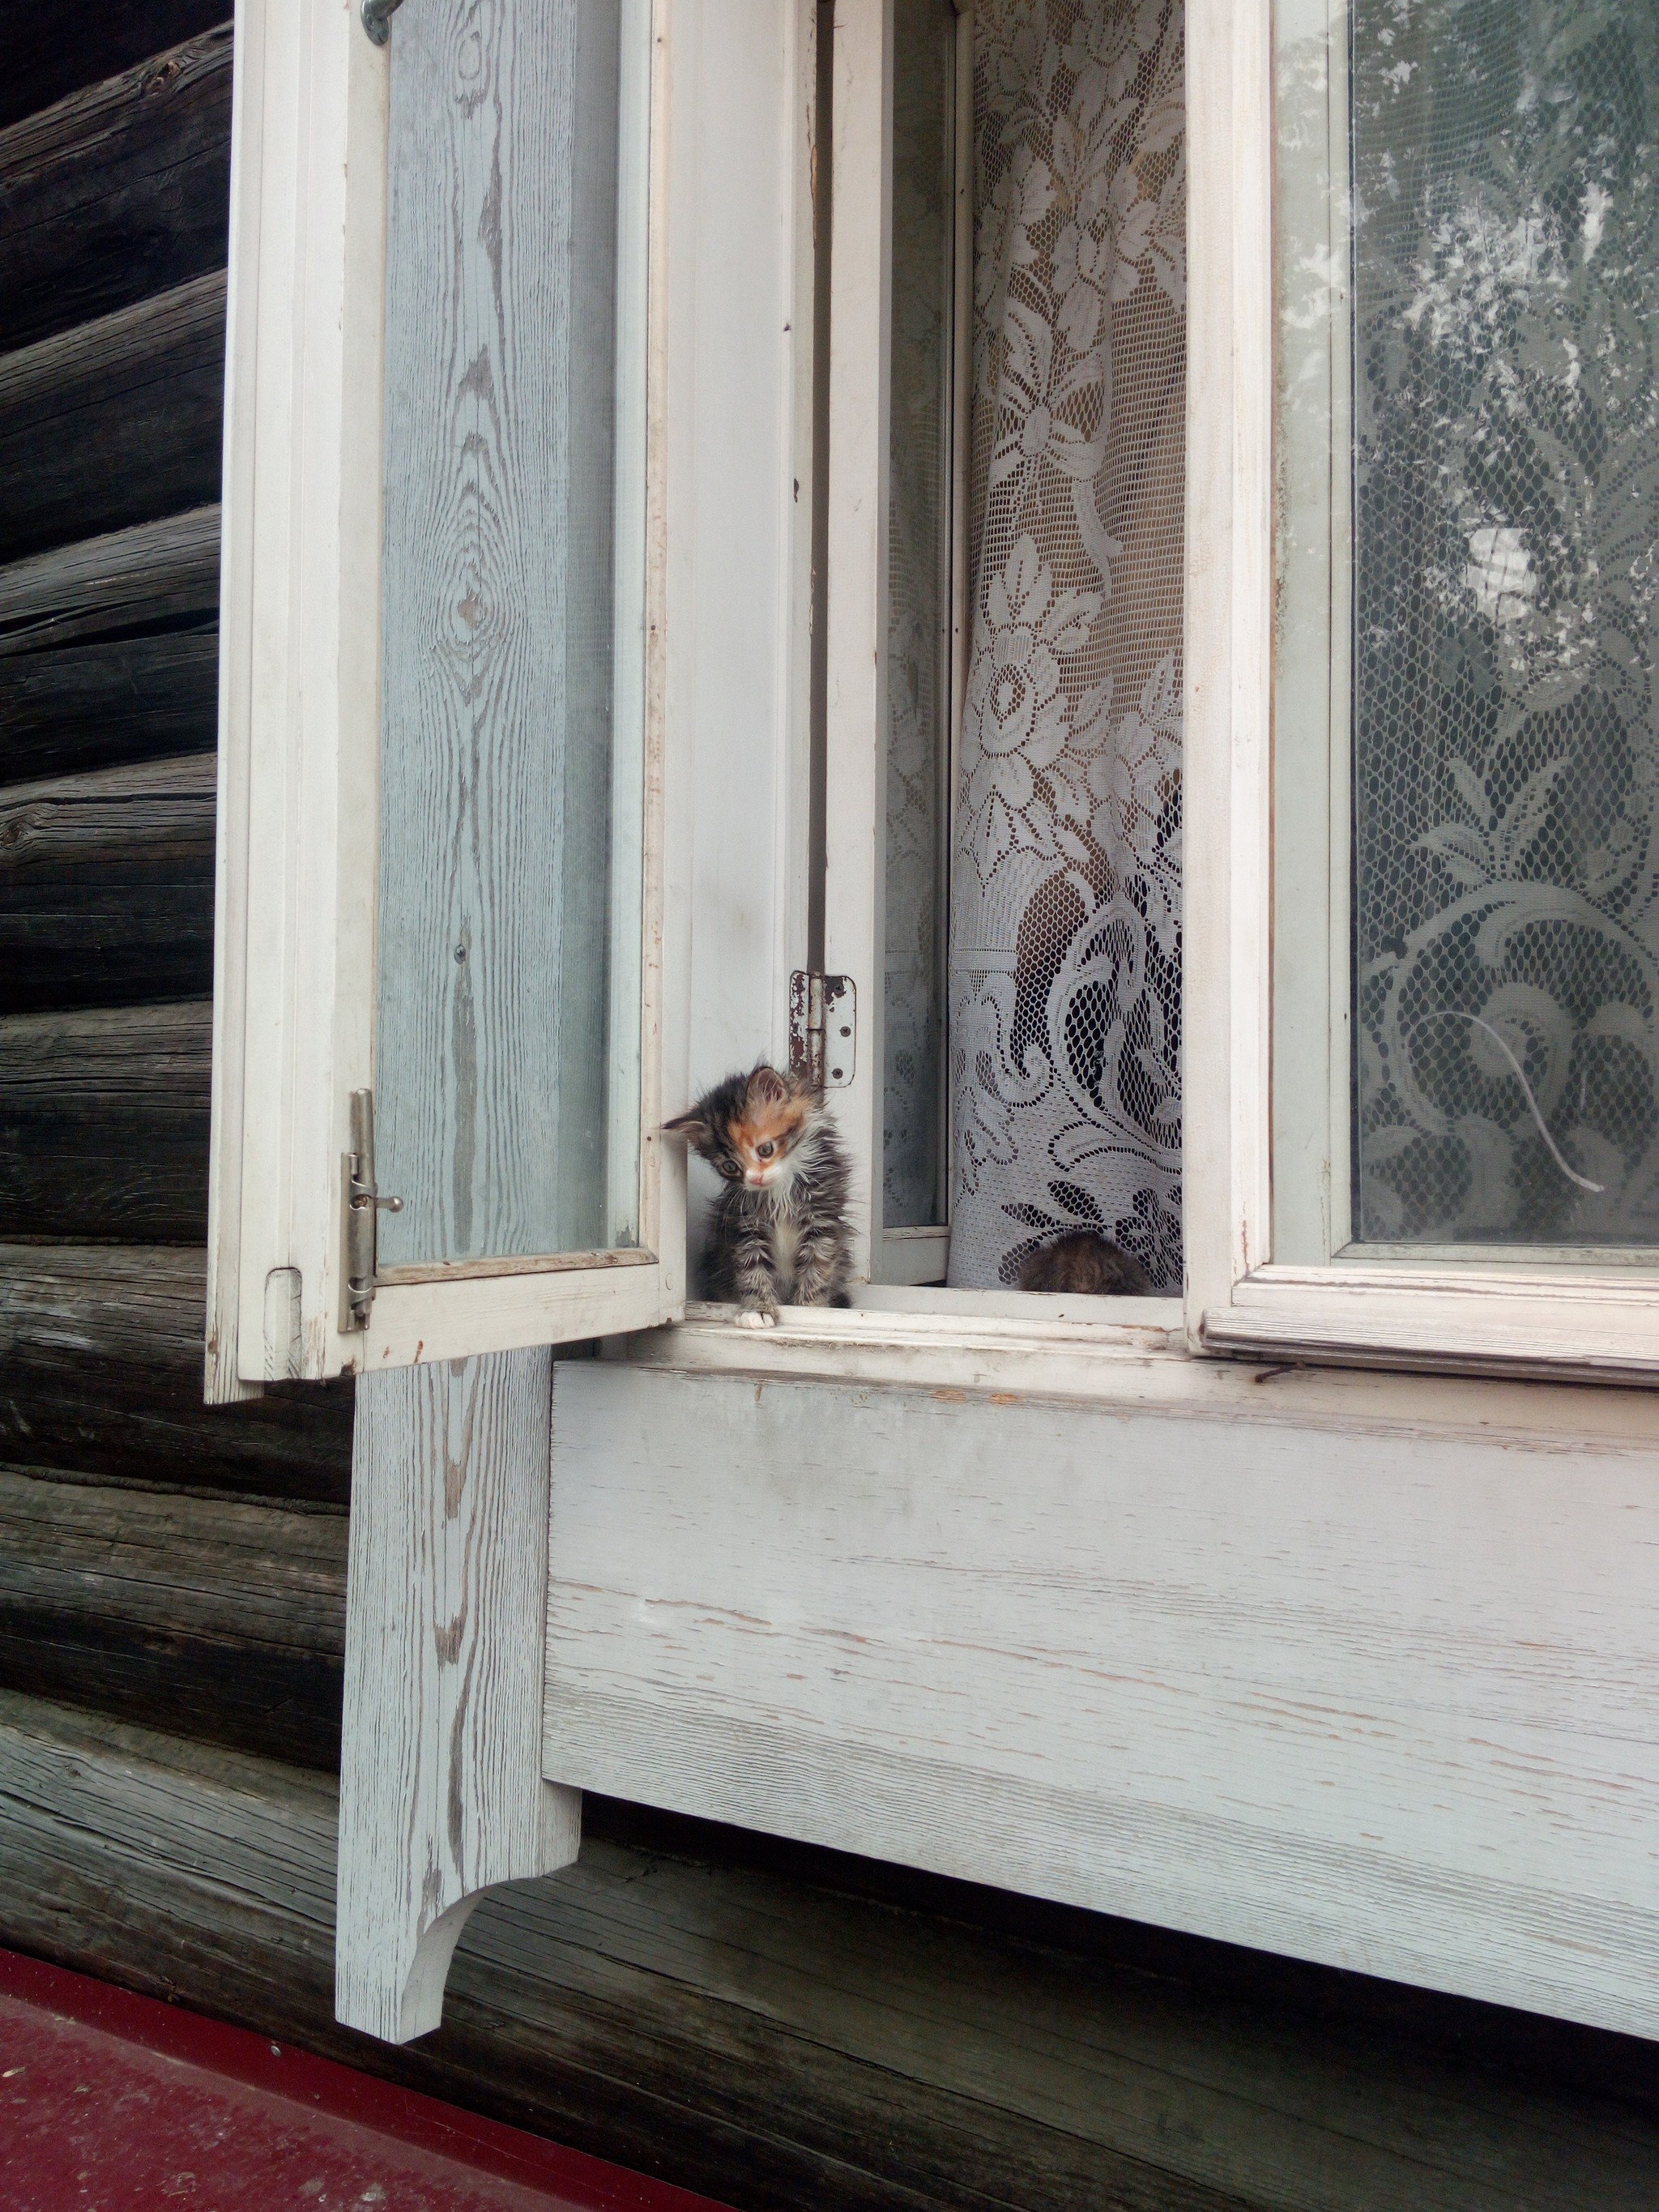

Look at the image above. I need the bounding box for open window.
[207,0,676,1390]
[211,0,1659,1392]
[1188,0,1659,1379]
[825,0,1188,1308]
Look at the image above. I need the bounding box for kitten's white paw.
[736,1308,778,1330]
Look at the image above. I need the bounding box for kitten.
[664,1065,852,1327]
[1017,1229,1155,1296]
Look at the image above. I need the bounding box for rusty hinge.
[788,971,856,1090]
[341,1089,403,1331]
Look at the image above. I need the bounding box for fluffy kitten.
[1017,1228,1154,1296]
[665,1065,852,1327]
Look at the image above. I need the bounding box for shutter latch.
[341,1089,403,1331]
[788,971,856,1090]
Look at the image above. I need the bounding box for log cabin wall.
[1,8,1657,2209]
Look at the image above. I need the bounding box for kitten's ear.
[662,1108,710,1147]
[749,1065,787,1106]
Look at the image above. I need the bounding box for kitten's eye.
[719,1159,740,1179]
[756,1141,775,1159]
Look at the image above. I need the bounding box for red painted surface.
[0,1950,732,2212]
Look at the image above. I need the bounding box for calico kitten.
[1017,1228,1154,1296]
[665,1065,852,1326]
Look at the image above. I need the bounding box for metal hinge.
[361,0,406,46]
[341,1089,403,1331]
[788,971,856,1089]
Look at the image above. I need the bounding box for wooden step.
[0,1948,731,2211]
[1,1689,1656,2212]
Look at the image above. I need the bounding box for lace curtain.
[1350,0,1659,1248]
[946,0,1186,1289]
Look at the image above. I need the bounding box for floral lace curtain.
[947,0,1186,1290]
[1350,0,1659,1248]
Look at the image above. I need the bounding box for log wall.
[0,11,1654,2210]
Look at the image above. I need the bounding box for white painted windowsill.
[605,1296,1659,1454]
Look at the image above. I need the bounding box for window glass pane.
[1348,0,1659,1249]
[373,0,647,1266]
[885,0,958,1231]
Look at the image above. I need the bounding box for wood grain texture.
[544,1360,1659,2041]
[0,271,226,566]
[0,1245,352,1504]
[0,630,218,784]
[0,1467,343,1768]
[338,1354,580,2043]
[0,1000,208,1241]
[3,1691,1658,2212]
[0,2,228,135]
[0,506,221,656]
[0,25,232,351]
[0,749,215,1013]
[374,0,616,1265]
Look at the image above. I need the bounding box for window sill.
[606,1296,1659,1451]
[1205,1266,1659,1390]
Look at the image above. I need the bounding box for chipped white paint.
[338,1351,578,2043]
[544,1353,1659,2039]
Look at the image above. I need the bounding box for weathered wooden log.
[0,506,220,656]
[0,1469,343,1769]
[1,4,227,137]
[0,27,232,351]
[0,1000,209,1240]
[0,1690,1655,2212]
[0,271,225,566]
[0,750,214,1012]
[0,1247,352,1505]
[0,629,217,784]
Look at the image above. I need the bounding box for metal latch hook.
[341,1090,403,1331]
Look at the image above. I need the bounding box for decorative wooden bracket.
[335,1349,578,2043]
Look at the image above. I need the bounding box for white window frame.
[1184,0,1659,1383]
[206,0,684,1394]
[824,0,971,1287]
[209,0,1659,1399]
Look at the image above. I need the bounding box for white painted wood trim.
[823,0,893,1283]
[338,1351,579,2043]
[208,0,680,1386]
[362,1264,672,1371]
[544,1359,1659,2039]
[1206,1268,1659,1381]
[827,0,964,1280]
[780,0,821,1023]
[876,1225,950,1285]
[1182,0,1265,1334]
[207,0,387,1398]
[625,1302,1659,1450]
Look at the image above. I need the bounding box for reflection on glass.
[374,0,649,1266]
[885,0,958,1231]
[1348,2,1659,1247]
